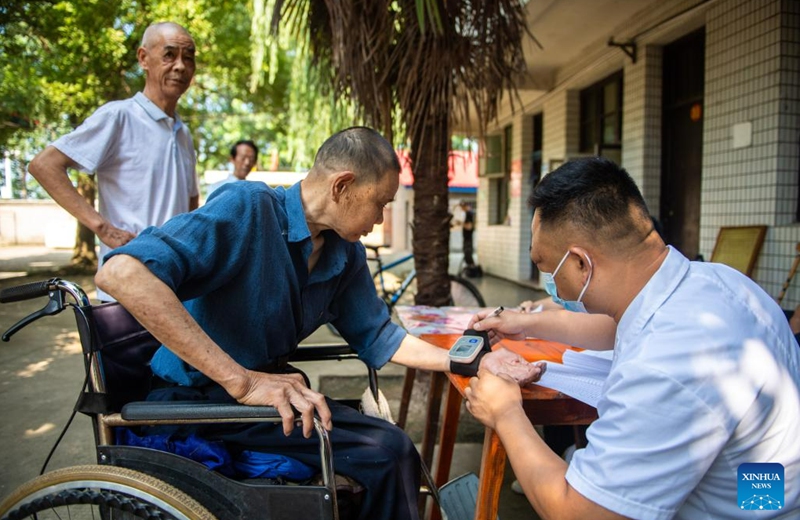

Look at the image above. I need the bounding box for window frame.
[580,70,623,160]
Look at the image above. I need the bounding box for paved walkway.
[0,245,545,519]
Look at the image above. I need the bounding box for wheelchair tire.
[0,465,217,520]
[448,275,485,307]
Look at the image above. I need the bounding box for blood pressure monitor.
[448,329,491,377]
[448,336,485,364]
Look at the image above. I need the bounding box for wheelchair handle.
[0,278,89,306]
[2,279,90,342]
[0,278,57,303]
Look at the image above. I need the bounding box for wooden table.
[421,334,598,520]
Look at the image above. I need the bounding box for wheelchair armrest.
[121,400,283,421]
[291,344,358,362]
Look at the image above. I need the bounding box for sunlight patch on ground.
[0,272,27,280]
[55,330,82,355]
[28,261,57,270]
[17,358,54,378]
[25,423,55,437]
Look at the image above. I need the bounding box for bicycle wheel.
[381,274,485,308]
[448,275,485,307]
[0,465,217,520]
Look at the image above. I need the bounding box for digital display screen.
[454,338,480,353]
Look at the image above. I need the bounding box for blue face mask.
[540,250,593,313]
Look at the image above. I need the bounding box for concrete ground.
[0,246,546,519]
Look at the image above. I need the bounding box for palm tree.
[263,0,530,305]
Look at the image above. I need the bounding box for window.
[484,125,512,225]
[580,71,623,164]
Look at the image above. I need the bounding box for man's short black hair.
[313,127,400,182]
[529,157,651,243]
[230,140,259,160]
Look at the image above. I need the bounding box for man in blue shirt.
[97,127,543,520]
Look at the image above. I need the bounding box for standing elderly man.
[95,127,544,520]
[29,21,199,301]
[466,157,800,519]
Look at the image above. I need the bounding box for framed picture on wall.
[709,225,767,278]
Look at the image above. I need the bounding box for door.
[661,29,705,260]
[529,113,543,281]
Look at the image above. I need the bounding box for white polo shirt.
[566,246,800,519]
[53,92,198,300]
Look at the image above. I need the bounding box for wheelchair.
[0,278,480,520]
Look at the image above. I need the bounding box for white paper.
[533,350,612,408]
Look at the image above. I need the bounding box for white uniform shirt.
[206,174,239,198]
[53,92,198,300]
[566,246,800,519]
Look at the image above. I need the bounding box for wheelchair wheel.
[448,275,485,307]
[0,465,216,520]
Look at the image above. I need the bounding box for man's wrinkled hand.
[232,371,333,438]
[479,347,546,386]
[97,222,136,249]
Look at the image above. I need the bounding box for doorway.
[660,28,705,260]
[529,113,543,282]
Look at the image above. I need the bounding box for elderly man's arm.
[465,371,628,520]
[389,334,544,384]
[389,334,450,371]
[29,146,136,248]
[96,254,332,437]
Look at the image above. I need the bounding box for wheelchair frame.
[0,278,483,520]
[0,278,349,519]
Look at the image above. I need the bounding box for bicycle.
[361,245,486,431]
[365,244,486,309]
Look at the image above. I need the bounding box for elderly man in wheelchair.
[0,127,542,520]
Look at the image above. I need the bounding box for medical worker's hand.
[468,308,529,344]
[464,369,524,430]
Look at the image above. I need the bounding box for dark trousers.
[146,382,421,520]
[463,230,475,266]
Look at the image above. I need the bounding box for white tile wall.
[703,0,800,307]
[478,0,800,308]
[622,45,663,216]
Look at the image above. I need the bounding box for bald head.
[309,127,400,184]
[141,22,193,49]
[137,22,196,116]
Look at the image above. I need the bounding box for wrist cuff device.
[449,329,491,377]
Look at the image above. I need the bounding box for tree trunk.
[70,173,97,272]
[410,113,452,306]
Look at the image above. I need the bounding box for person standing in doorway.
[458,200,476,267]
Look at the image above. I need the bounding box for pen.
[488,305,504,318]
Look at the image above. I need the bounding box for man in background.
[28,21,199,301]
[459,200,476,267]
[207,139,258,196]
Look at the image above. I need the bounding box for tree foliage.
[0,0,299,270]
[261,0,530,305]
[0,0,300,175]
